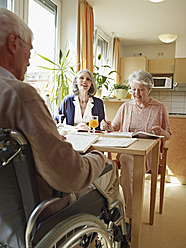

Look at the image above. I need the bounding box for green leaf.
[37,42,77,104]
[98,54,101,60]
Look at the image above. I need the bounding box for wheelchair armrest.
[99,163,112,177]
[52,163,112,197]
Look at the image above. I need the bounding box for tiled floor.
[140,179,186,248]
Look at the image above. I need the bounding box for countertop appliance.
[152,76,172,89]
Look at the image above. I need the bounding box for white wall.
[175,35,186,58]
[120,43,175,59]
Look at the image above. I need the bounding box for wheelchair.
[0,128,130,248]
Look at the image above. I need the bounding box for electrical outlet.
[135,52,142,56]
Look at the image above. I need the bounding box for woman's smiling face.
[75,71,92,94]
[131,82,150,104]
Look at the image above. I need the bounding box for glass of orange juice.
[89,116,99,135]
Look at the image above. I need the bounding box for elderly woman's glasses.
[18,36,36,58]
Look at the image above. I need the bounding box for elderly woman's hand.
[150,126,171,140]
[75,122,89,130]
[100,120,112,131]
[150,126,162,136]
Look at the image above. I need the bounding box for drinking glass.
[89,116,99,135]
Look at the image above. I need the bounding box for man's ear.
[7,33,18,54]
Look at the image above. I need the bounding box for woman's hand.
[150,126,171,140]
[150,126,162,136]
[75,122,89,130]
[100,120,112,131]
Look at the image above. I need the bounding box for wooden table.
[91,137,160,248]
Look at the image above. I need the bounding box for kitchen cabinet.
[148,59,174,74]
[120,57,148,82]
[167,116,186,184]
[103,99,131,121]
[174,58,186,84]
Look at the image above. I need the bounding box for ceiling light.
[149,0,164,2]
[158,33,178,43]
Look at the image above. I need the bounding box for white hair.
[0,8,33,46]
[128,70,154,89]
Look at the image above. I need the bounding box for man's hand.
[61,135,66,141]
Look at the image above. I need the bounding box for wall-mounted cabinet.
[148,59,175,74]
[174,58,186,84]
[120,57,148,82]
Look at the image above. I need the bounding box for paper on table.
[65,133,99,153]
[93,137,137,148]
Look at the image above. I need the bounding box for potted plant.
[111,80,130,99]
[93,54,120,98]
[38,43,76,106]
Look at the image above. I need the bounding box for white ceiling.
[86,0,186,47]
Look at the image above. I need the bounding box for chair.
[110,138,169,222]
[148,139,169,225]
[0,128,130,248]
[159,139,169,214]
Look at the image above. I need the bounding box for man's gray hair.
[73,69,97,96]
[128,70,154,89]
[0,8,33,46]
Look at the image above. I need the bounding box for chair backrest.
[0,129,40,248]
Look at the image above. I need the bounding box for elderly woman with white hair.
[102,69,171,223]
[55,69,105,130]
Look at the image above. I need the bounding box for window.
[26,0,57,100]
[94,29,110,67]
[94,28,115,95]
[0,0,13,10]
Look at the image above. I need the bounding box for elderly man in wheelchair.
[0,128,130,248]
[0,8,130,248]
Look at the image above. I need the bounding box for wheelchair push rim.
[34,213,112,248]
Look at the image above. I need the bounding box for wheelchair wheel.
[35,213,113,248]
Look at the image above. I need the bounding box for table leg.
[149,141,160,225]
[131,155,146,248]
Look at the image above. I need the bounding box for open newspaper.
[64,133,99,153]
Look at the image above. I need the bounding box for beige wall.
[120,43,175,59]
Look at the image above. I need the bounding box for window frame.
[13,0,61,55]
[94,27,111,66]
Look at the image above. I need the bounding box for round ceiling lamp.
[158,33,178,43]
[149,0,164,2]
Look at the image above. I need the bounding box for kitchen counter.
[167,117,186,183]
[103,98,131,103]
[169,114,186,119]
[103,98,131,120]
